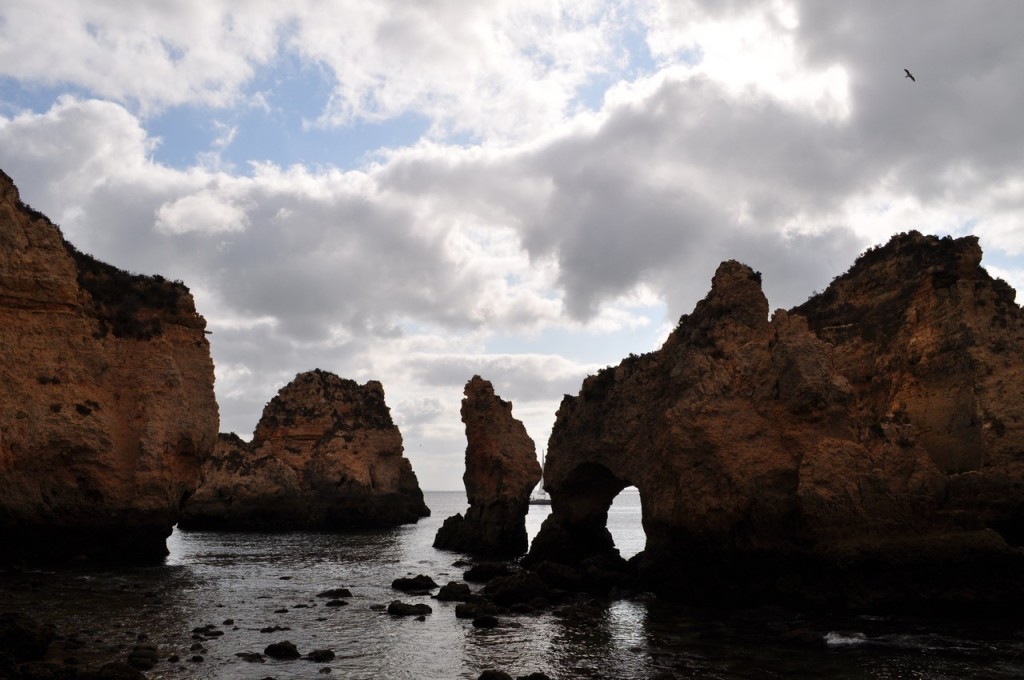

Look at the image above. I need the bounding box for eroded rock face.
[527,233,1024,611]
[433,376,542,557]
[0,169,219,562]
[180,370,429,530]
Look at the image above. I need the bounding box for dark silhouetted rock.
[0,612,55,662]
[434,376,542,557]
[264,640,301,660]
[435,582,472,601]
[387,601,432,617]
[463,562,511,583]
[392,575,438,591]
[316,588,352,599]
[305,649,336,662]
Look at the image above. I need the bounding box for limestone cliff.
[0,169,219,561]
[433,376,542,557]
[179,370,429,530]
[527,233,1024,612]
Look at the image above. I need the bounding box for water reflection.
[1,492,1021,679]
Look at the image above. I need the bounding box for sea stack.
[0,169,219,562]
[433,376,542,557]
[179,369,429,530]
[526,232,1024,612]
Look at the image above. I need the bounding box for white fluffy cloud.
[3,1,1024,488]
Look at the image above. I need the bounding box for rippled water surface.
[2,491,1023,679]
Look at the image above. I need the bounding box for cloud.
[5,1,1024,490]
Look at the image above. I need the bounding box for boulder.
[0,169,218,562]
[387,601,432,617]
[264,640,301,660]
[0,612,54,663]
[433,376,542,557]
[526,233,1024,612]
[179,370,429,530]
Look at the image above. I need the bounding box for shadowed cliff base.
[526,232,1024,613]
[179,370,429,531]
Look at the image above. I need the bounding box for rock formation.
[526,232,1024,612]
[433,376,542,557]
[0,169,219,562]
[179,369,429,530]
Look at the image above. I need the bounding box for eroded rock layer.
[180,369,429,530]
[527,232,1024,612]
[433,376,542,557]
[0,169,219,561]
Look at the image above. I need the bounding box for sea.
[2,490,1023,679]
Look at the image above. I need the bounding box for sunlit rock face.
[0,169,219,562]
[434,376,542,557]
[180,370,429,530]
[527,233,1024,612]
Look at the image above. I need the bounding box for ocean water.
[1,490,1023,679]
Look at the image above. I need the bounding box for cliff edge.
[0,169,219,562]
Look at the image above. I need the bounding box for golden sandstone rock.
[528,233,1024,612]
[433,376,542,557]
[180,369,429,530]
[0,169,218,561]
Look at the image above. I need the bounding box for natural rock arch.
[527,235,1024,611]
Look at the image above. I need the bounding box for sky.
[2,1,1024,490]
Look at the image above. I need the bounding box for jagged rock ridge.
[433,376,542,557]
[0,169,219,562]
[180,369,430,530]
[526,232,1024,612]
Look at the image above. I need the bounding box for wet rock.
[454,598,497,620]
[316,588,352,599]
[483,571,553,607]
[305,649,336,662]
[435,582,472,602]
[96,661,149,679]
[324,599,349,607]
[463,562,511,583]
[472,615,499,629]
[236,652,266,662]
[478,671,513,680]
[264,640,301,660]
[392,575,438,591]
[259,625,291,633]
[0,612,55,662]
[386,601,432,617]
[126,643,160,670]
[517,674,552,680]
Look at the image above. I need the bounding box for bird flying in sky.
[904,68,916,82]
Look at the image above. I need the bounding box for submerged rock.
[180,370,429,530]
[433,376,542,557]
[0,169,218,562]
[527,233,1024,612]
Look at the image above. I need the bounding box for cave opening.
[555,462,647,562]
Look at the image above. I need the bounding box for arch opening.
[607,486,645,560]
[527,462,647,566]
